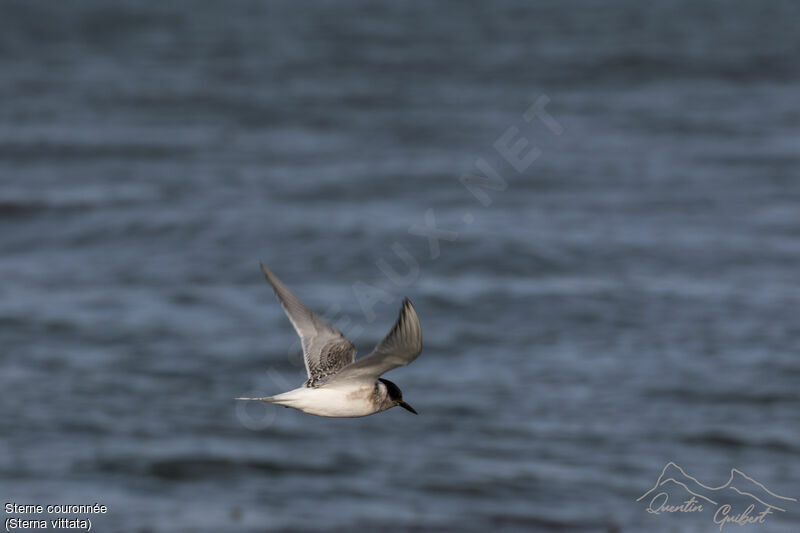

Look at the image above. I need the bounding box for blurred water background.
[1,1,799,532]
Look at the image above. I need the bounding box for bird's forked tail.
[234,396,277,402]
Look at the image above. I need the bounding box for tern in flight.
[236,264,423,417]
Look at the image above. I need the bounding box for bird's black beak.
[398,401,418,414]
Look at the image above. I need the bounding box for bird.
[235,263,423,418]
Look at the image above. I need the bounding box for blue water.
[2,1,799,532]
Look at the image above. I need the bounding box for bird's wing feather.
[325,298,422,386]
[260,263,355,383]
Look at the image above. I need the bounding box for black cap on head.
[379,378,402,400]
[379,378,418,414]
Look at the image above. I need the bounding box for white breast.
[269,385,380,418]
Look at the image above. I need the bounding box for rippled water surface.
[2,1,799,532]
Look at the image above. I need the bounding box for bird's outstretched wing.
[325,298,422,386]
[260,263,355,386]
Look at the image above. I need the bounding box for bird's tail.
[234,396,277,402]
[236,389,303,408]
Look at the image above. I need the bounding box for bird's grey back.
[304,337,356,387]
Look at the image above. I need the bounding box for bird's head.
[378,378,417,414]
